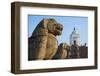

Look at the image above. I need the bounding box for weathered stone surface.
[28,18,64,60]
[79,46,88,58]
[53,43,70,59]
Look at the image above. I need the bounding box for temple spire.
[74,27,75,31]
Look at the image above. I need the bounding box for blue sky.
[28,15,88,45]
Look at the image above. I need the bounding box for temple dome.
[70,27,80,46]
[71,28,80,35]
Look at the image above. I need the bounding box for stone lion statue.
[28,18,68,60]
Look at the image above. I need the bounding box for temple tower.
[70,27,80,46]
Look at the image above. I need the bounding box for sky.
[28,15,88,46]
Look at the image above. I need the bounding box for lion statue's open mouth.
[54,24,63,35]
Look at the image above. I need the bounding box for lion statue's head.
[46,19,63,35]
[31,18,63,37]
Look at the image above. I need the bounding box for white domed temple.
[70,27,80,46]
[68,27,88,58]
